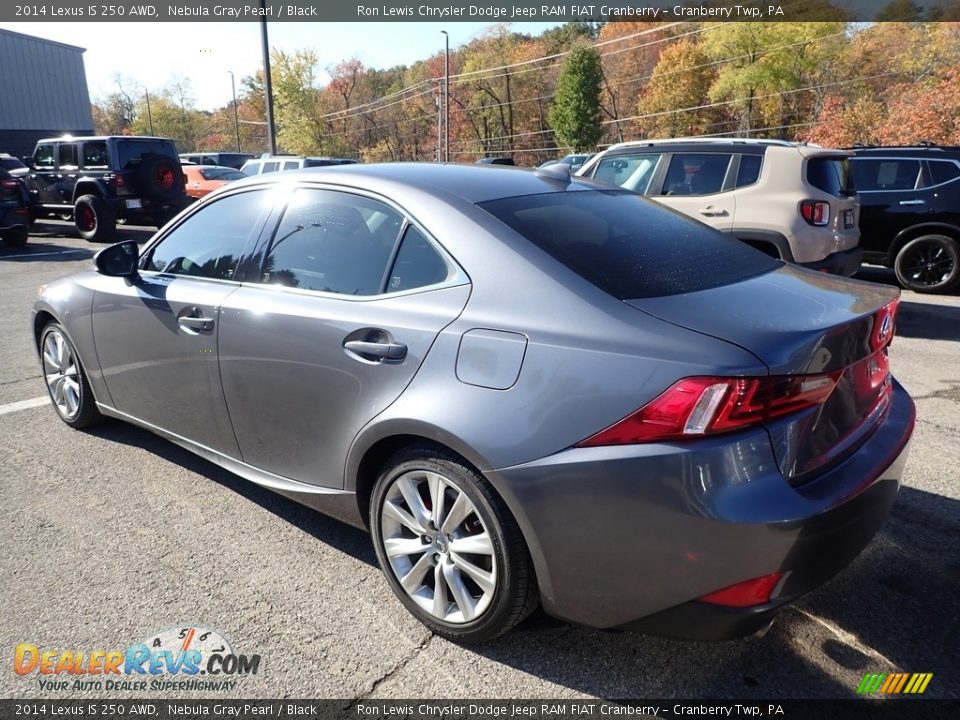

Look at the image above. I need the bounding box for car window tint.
[283,161,299,171]
[145,191,267,280]
[852,159,921,191]
[261,188,402,296]
[929,161,960,185]
[386,225,450,293]
[806,156,853,197]
[592,153,661,193]
[736,155,763,187]
[82,142,109,168]
[34,144,54,169]
[58,144,79,169]
[662,153,732,196]
[480,190,778,300]
[262,161,279,173]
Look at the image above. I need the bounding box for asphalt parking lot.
[1,222,958,701]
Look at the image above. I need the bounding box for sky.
[0,21,565,111]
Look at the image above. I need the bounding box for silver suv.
[240,155,358,176]
[577,138,863,276]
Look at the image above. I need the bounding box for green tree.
[548,45,603,152]
[636,38,715,138]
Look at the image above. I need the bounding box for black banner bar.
[2,0,957,23]
[0,699,954,720]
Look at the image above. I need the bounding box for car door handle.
[698,206,728,217]
[343,340,407,361]
[899,199,925,206]
[177,311,215,332]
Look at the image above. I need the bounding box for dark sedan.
[33,163,914,643]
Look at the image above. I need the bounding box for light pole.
[228,70,241,152]
[441,30,449,163]
[260,0,277,155]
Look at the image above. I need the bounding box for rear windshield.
[116,139,178,168]
[479,190,778,299]
[807,156,854,197]
[200,167,245,181]
[0,157,25,170]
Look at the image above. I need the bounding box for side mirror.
[95,240,139,279]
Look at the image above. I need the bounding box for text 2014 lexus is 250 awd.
[33,163,914,643]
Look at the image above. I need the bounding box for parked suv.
[577,138,862,276]
[0,166,31,247]
[179,151,255,170]
[24,136,189,241]
[240,155,358,176]
[849,145,960,293]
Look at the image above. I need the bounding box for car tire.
[74,195,117,242]
[894,234,960,293]
[39,322,102,429]
[136,153,186,202]
[370,445,539,643]
[1,228,28,247]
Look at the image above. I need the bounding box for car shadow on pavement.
[85,420,959,699]
[897,301,960,342]
[28,220,155,244]
[86,421,377,567]
[466,485,959,699]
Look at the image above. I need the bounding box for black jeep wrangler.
[24,136,189,241]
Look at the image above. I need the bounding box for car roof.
[226,162,605,204]
[36,135,172,143]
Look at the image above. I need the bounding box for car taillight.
[799,200,830,226]
[576,371,842,446]
[107,173,126,188]
[1,179,19,190]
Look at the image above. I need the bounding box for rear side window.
[386,226,450,293]
[852,159,921,191]
[736,155,763,187]
[479,190,778,300]
[928,161,960,185]
[591,153,661,193]
[262,161,279,174]
[807,156,854,197]
[661,153,732,196]
[283,161,299,171]
[58,144,79,169]
[82,142,109,168]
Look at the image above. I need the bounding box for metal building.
[0,29,94,160]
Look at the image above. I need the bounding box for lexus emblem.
[879,314,892,342]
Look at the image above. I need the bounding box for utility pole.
[260,0,277,155]
[228,71,241,152]
[441,30,449,163]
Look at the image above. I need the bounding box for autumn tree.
[635,38,715,138]
[548,46,603,152]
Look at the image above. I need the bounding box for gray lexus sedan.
[33,163,915,643]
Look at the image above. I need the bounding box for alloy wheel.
[379,469,497,624]
[42,328,81,419]
[901,240,956,289]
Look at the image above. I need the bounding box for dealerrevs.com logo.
[13,625,261,692]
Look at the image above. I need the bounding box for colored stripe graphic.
[857,672,932,694]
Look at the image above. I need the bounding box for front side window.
[260,188,402,296]
[661,153,732,196]
[591,153,662,194]
[852,159,922,191]
[33,144,54,169]
[144,190,269,280]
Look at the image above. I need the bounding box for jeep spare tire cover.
[136,154,185,202]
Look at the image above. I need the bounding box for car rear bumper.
[487,380,915,637]
[800,246,864,276]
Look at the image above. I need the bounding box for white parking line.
[0,396,50,416]
[0,249,91,260]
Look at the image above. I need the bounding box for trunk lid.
[628,265,900,482]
